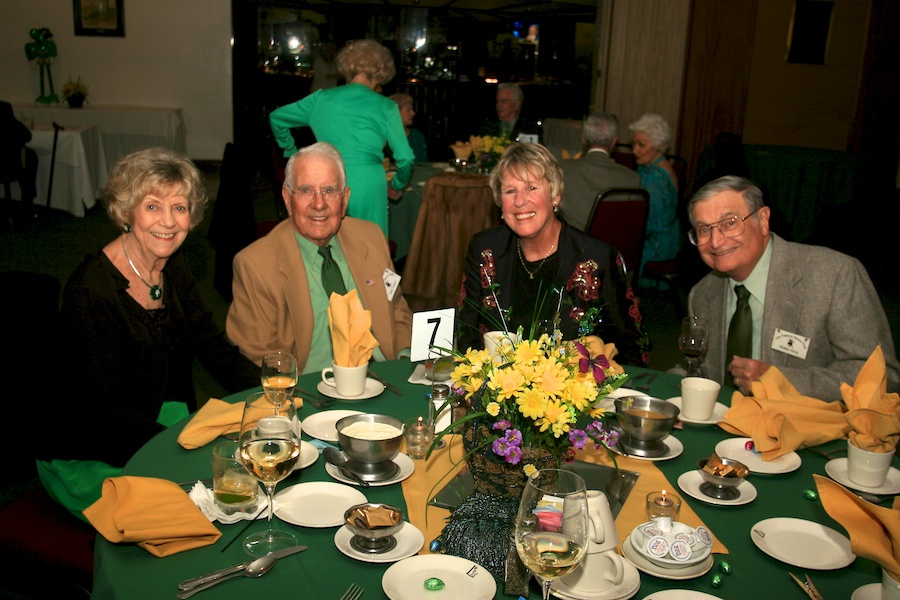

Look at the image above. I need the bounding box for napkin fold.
[450,141,473,159]
[841,346,900,452]
[561,149,583,160]
[177,397,304,450]
[84,476,221,557]
[719,366,850,460]
[577,335,624,374]
[327,289,379,367]
[814,474,900,581]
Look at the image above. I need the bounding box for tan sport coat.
[226,218,413,372]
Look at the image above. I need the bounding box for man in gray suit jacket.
[687,176,900,401]
[560,112,642,231]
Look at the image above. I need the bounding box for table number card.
[410,309,455,362]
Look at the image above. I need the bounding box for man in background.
[482,82,539,142]
[560,112,642,231]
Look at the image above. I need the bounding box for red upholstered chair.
[586,188,650,280]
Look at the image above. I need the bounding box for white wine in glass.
[239,391,301,557]
[515,469,589,600]
[261,351,298,403]
[678,316,709,377]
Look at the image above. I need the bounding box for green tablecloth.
[91,362,892,599]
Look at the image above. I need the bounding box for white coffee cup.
[847,440,895,488]
[483,331,517,358]
[256,416,292,439]
[586,490,619,553]
[321,361,368,397]
[680,376,721,421]
[557,489,625,593]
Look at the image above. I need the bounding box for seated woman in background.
[629,113,680,285]
[40,148,259,520]
[389,92,428,163]
[456,143,650,366]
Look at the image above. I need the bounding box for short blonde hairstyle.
[489,143,564,207]
[336,39,396,86]
[629,113,671,151]
[103,147,207,230]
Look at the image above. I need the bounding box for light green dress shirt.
[726,238,773,360]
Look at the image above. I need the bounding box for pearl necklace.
[121,237,163,301]
[516,224,560,279]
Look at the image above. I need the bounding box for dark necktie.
[725,285,752,387]
[318,245,347,298]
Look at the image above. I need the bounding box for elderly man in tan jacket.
[226,142,412,374]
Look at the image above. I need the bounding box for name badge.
[771,328,810,359]
[383,268,401,302]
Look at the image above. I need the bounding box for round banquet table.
[91,361,892,599]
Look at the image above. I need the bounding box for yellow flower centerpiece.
[469,134,511,172]
[61,75,88,108]
[432,326,628,497]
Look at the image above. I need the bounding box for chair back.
[587,188,650,277]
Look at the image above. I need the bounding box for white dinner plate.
[274,481,367,528]
[640,591,724,600]
[750,517,854,569]
[622,535,713,580]
[611,435,684,462]
[852,583,881,600]
[317,378,385,401]
[382,554,497,600]
[334,521,424,563]
[293,441,319,470]
[677,470,757,506]
[326,452,415,487]
[596,387,644,412]
[665,397,728,425]
[553,556,641,600]
[714,437,802,474]
[825,458,900,495]
[301,410,363,442]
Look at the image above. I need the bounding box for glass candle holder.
[646,490,681,521]
[404,416,433,460]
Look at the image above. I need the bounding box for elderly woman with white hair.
[629,113,680,284]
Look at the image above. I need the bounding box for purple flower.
[492,436,513,458]
[569,429,589,450]
[506,446,523,465]
[492,419,511,432]
[505,429,523,446]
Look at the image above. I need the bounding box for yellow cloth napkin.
[561,149,583,160]
[450,141,473,159]
[327,289,379,367]
[815,474,900,580]
[84,476,221,557]
[719,366,850,460]
[577,336,624,374]
[177,397,303,450]
[841,346,900,452]
[400,437,727,557]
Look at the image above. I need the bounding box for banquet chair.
[586,188,650,279]
[402,172,500,312]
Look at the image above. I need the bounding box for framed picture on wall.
[74,0,125,37]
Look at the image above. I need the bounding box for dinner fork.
[340,583,364,600]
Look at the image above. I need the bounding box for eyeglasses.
[291,186,343,199]
[688,207,761,246]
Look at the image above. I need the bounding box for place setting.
[677,453,757,506]
[323,413,415,487]
[713,437,802,475]
[665,372,726,426]
[608,394,684,461]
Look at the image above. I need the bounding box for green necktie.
[725,284,752,388]
[318,245,347,298]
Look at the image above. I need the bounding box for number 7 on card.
[410,309,455,362]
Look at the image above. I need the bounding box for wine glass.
[514,469,589,600]
[678,316,709,377]
[238,391,301,557]
[261,351,298,404]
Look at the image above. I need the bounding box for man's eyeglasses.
[688,207,761,246]
[291,186,343,199]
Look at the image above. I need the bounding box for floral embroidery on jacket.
[566,260,600,302]
[479,249,498,309]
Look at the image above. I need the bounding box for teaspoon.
[323,447,370,487]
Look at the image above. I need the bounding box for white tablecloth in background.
[13,104,186,169]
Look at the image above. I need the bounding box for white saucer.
[825,458,900,495]
[293,441,319,470]
[640,591,723,600]
[274,481,367,528]
[750,517,854,569]
[334,521,424,563]
[622,534,713,580]
[611,435,684,462]
[596,387,644,412]
[317,378,385,400]
[665,397,728,425]
[301,409,363,442]
[677,470,757,506]
[714,437,801,474]
[383,554,496,600]
[326,452,415,487]
[553,556,641,600]
[852,583,881,600]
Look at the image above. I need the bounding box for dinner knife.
[367,368,403,396]
[177,545,308,591]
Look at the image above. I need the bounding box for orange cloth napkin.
[841,346,900,452]
[577,336,624,374]
[327,289,379,367]
[450,141,473,159]
[719,366,850,460]
[815,474,900,581]
[177,397,303,450]
[561,149,583,160]
[84,476,221,557]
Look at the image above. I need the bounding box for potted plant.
[61,76,89,108]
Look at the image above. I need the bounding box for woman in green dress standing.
[270,39,414,237]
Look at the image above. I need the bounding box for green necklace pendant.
[149,285,162,301]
